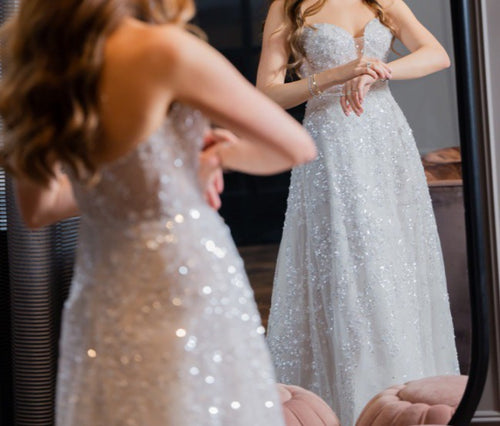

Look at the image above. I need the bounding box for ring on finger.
[366,62,372,70]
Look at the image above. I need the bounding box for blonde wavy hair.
[278,0,397,77]
[0,0,195,186]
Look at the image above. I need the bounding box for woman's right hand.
[199,128,233,210]
[338,56,392,83]
[340,73,377,116]
[162,25,316,174]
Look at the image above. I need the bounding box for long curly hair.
[279,0,397,77]
[0,0,195,186]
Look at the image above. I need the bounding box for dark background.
[194,0,305,245]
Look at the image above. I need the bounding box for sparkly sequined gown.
[56,104,285,426]
[266,18,459,426]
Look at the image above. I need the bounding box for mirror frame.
[449,0,490,424]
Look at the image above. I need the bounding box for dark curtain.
[6,182,79,425]
[195,0,298,246]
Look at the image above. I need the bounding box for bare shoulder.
[265,0,287,24]
[377,0,399,11]
[263,0,289,38]
[380,0,413,19]
[106,20,203,80]
[146,24,222,81]
[98,21,206,152]
[268,0,285,13]
[139,23,196,57]
[378,0,418,34]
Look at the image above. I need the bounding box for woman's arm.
[156,24,317,175]
[384,0,451,80]
[338,0,451,115]
[15,164,79,229]
[255,0,391,110]
[203,127,307,175]
[17,151,226,228]
[199,130,225,210]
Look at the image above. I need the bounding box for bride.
[257,0,460,424]
[0,0,316,424]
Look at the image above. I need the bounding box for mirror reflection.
[197,1,470,424]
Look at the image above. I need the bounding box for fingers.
[199,149,221,189]
[340,94,351,116]
[206,169,224,210]
[200,147,220,170]
[381,61,393,78]
[205,185,222,210]
[199,151,224,210]
[363,58,392,80]
[362,84,371,101]
[203,128,216,148]
[210,128,239,144]
[361,77,373,101]
[369,63,390,80]
[203,127,239,150]
[371,63,391,80]
[365,68,379,81]
[349,91,363,115]
[200,129,231,210]
[358,75,373,103]
[344,81,363,116]
[214,169,224,193]
[342,72,379,116]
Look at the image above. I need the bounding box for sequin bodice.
[71,104,206,232]
[300,18,393,98]
[57,103,285,425]
[301,18,392,71]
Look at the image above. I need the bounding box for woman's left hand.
[340,74,378,116]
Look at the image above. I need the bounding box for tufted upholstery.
[277,384,340,426]
[356,375,468,426]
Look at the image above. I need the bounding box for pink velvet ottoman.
[356,375,468,426]
[277,384,340,426]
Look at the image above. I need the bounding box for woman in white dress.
[257,0,460,424]
[0,0,316,424]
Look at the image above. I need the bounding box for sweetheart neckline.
[305,17,379,40]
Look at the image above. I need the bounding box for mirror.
[0,0,489,425]
[195,0,476,424]
[390,0,471,375]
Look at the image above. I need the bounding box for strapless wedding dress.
[267,18,460,426]
[56,104,285,426]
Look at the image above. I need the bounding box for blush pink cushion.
[277,384,340,426]
[356,375,468,426]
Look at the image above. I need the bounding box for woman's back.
[60,98,287,425]
[91,20,180,165]
[1,3,315,423]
